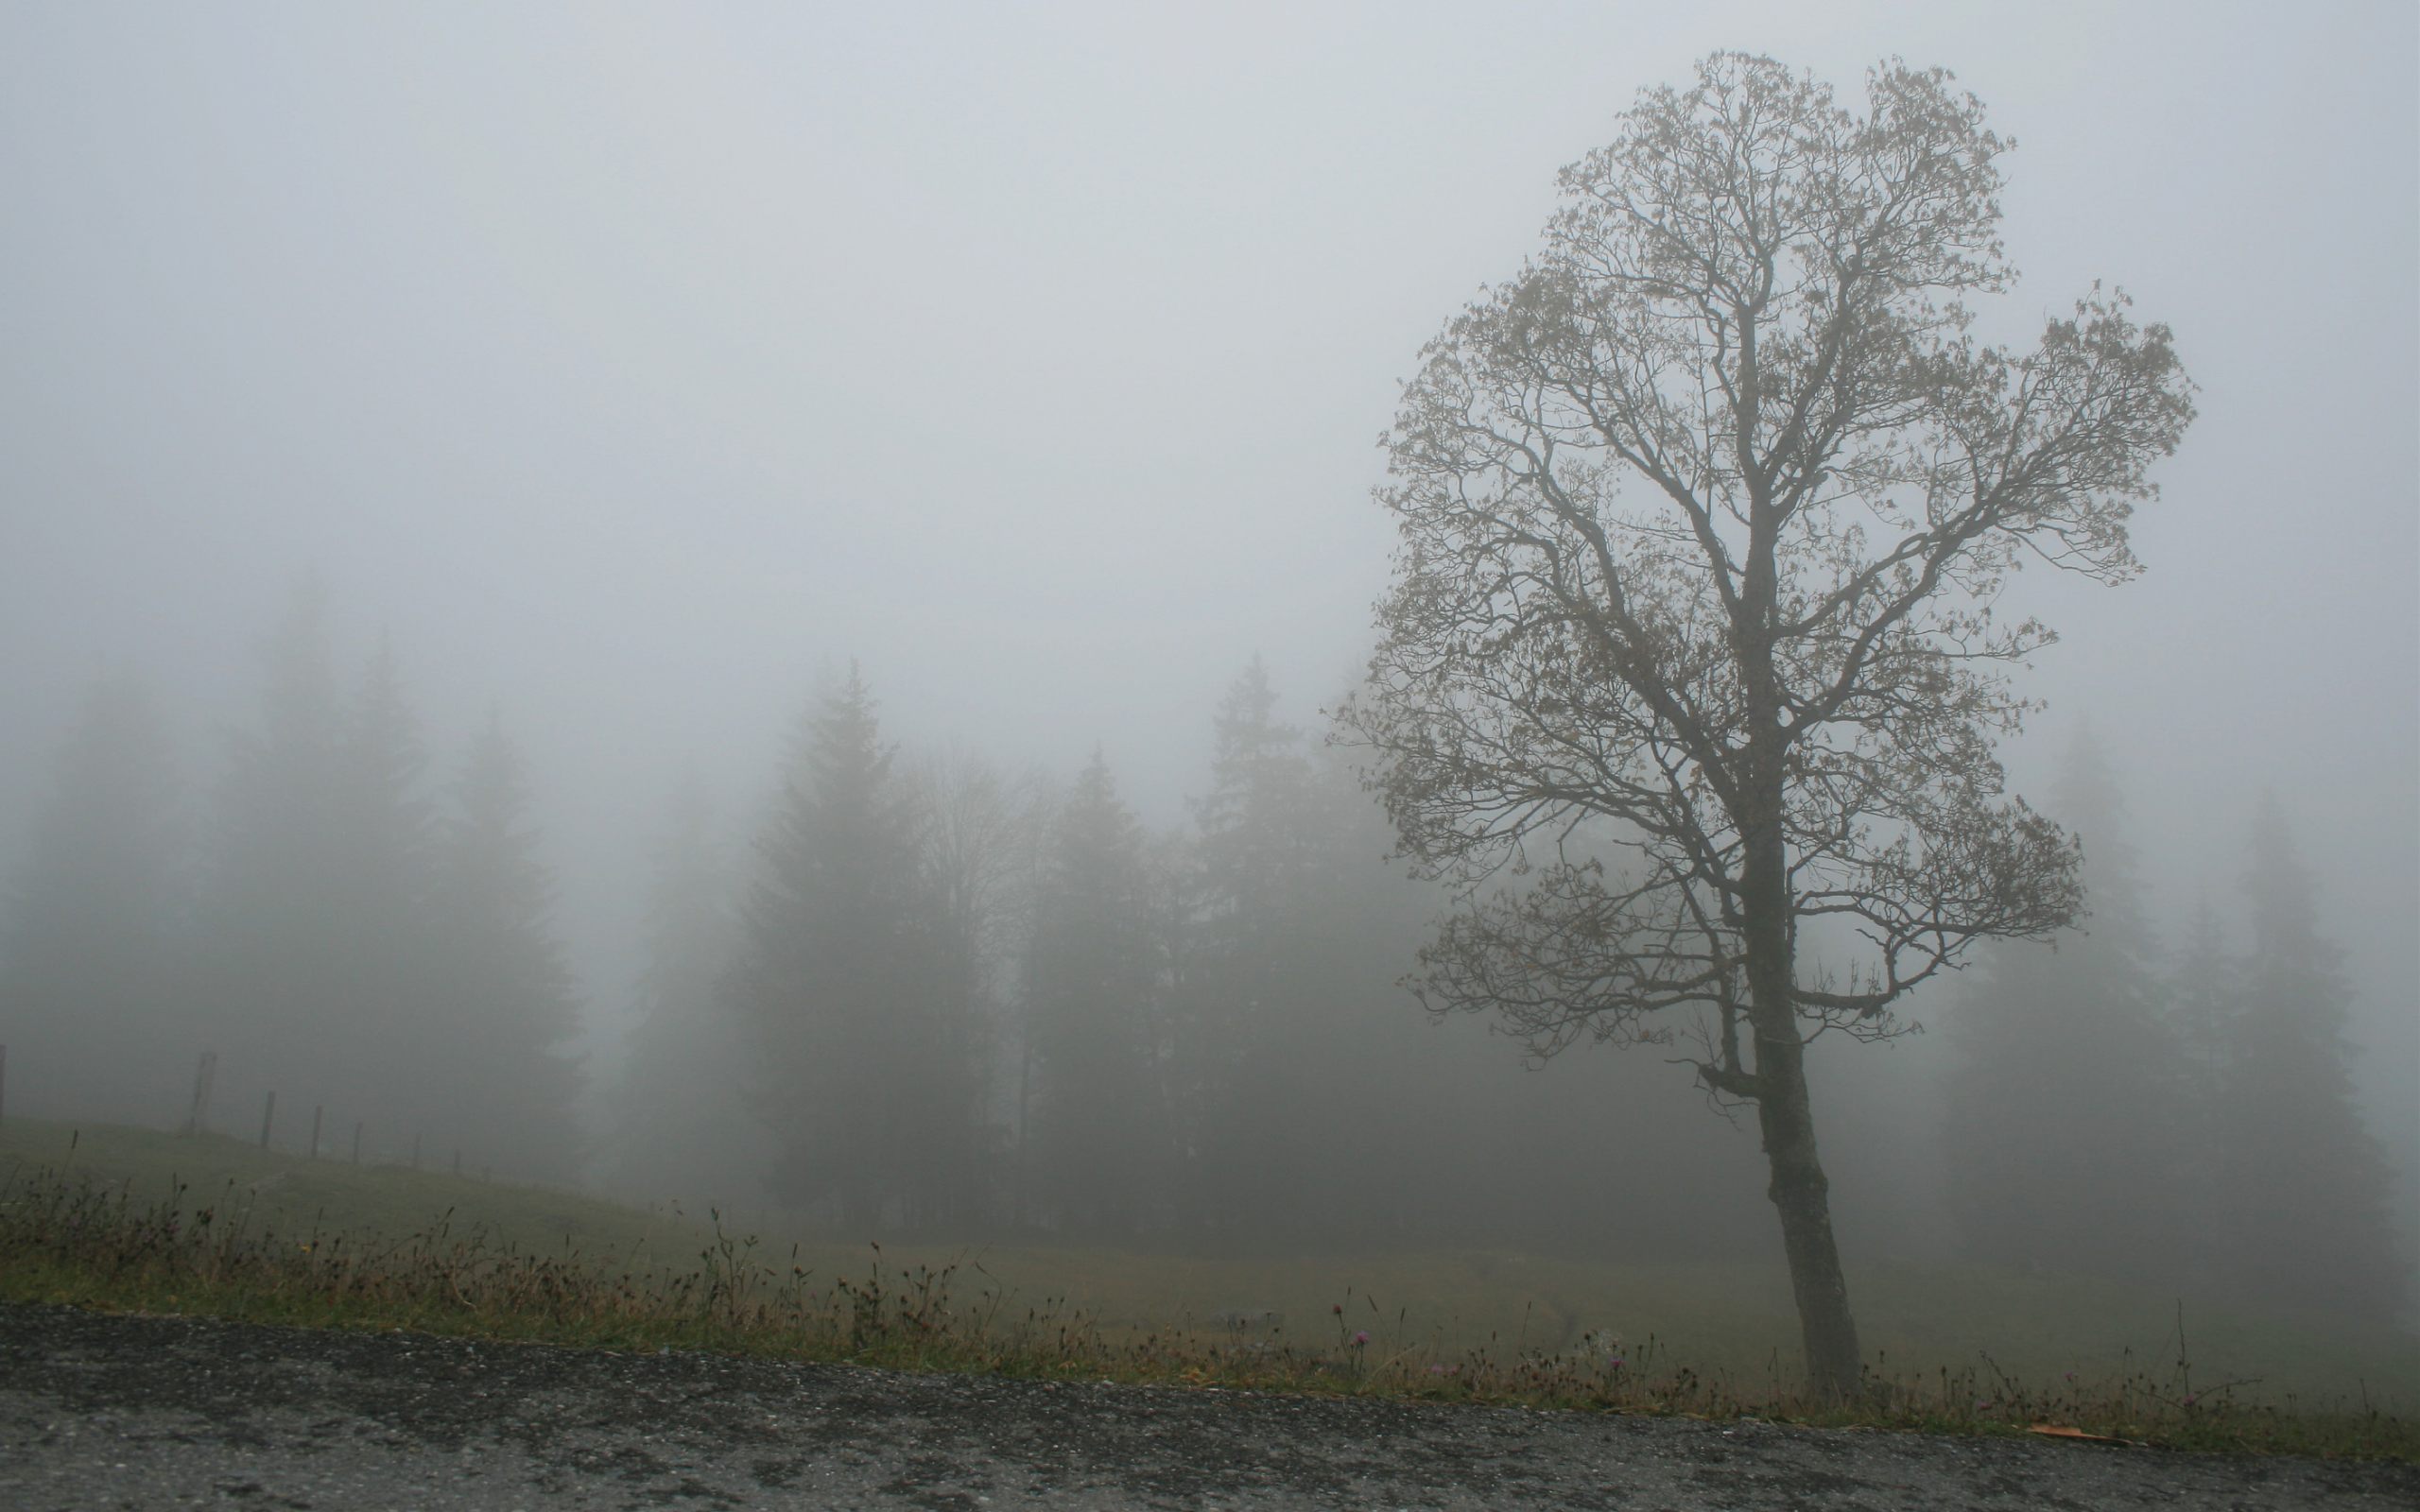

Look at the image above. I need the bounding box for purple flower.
[1352,1332,1370,1347]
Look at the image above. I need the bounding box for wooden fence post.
[183,1051,216,1137]
[309,1104,323,1160]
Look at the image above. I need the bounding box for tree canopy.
[1342,53,2194,1394]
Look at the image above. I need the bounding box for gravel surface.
[2,1302,2412,1510]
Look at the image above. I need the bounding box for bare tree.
[1340,54,2193,1396]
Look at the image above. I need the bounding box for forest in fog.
[2,4,2414,1400]
[2,581,2406,1326]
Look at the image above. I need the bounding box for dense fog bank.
[2,1,2411,1340]
[2,598,2409,1325]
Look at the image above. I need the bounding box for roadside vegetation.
[3,1120,2411,1461]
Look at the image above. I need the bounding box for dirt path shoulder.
[1,1303,2411,1510]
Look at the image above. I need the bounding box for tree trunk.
[1739,818,1863,1397]
[1749,1011,1863,1397]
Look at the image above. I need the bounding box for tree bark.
[1739,817,1863,1398]
[1749,1006,1862,1398]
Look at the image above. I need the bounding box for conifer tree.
[731,669,985,1228]
[1940,735,2192,1283]
[199,585,351,1125]
[207,587,343,910]
[199,593,457,1153]
[1174,658,1349,1235]
[320,634,441,1137]
[2211,797,2403,1318]
[332,635,433,919]
[906,747,1036,1219]
[1023,750,1167,1234]
[0,673,186,1124]
[426,713,586,1182]
[2169,897,2237,1091]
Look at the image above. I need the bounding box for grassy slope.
[6,1116,2411,1414]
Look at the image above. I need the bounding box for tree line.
[0,588,2403,1325]
[1938,739,2405,1322]
[0,586,582,1179]
[608,654,1777,1249]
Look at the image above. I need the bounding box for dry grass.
[2,1120,2411,1461]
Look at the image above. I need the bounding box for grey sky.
[3,1,2412,1144]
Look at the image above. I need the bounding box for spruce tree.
[903,748,1032,1223]
[2211,797,2403,1319]
[321,634,441,1142]
[1175,658,1340,1235]
[200,595,457,1156]
[426,713,586,1182]
[199,585,350,1131]
[0,673,186,1125]
[331,635,432,919]
[1939,734,2192,1283]
[1023,750,1167,1234]
[731,669,984,1228]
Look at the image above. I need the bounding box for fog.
[3,3,2412,1316]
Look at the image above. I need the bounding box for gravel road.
[2,1302,2411,1509]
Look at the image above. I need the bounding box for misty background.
[3,3,2412,1314]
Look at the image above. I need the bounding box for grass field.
[4,1116,2412,1457]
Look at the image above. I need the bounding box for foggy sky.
[2,2,2412,1156]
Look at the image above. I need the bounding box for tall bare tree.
[1340,54,2193,1395]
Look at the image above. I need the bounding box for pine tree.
[320,634,441,1143]
[199,585,351,1131]
[0,673,186,1125]
[1023,750,1167,1234]
[2210,796,2403,1318]
[731,669,985,1228]
[1939,734,2193,1284]
[2169,897,2237,1092]
[425,713,586,1182]
[331,634,432,919]
[903,747,1034,1222]
[199,593,458,1156]
[1173,658,1340,1235]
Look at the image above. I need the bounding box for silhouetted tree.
[2169,897,2236,1092]
[1172,657,1337,1234]
[0,672,186,1124]
[1940,735,2193,1283]
[425,713,586,1182]
[197,585,352,1129]
[1339,54,2195,1392]
[1023,751,1167,1233]
[907,746,1041,1219]
[199,593,463,1154]
[2209,797,2402,1319]
[320,633,442,1138]
[731,669,986,1228]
